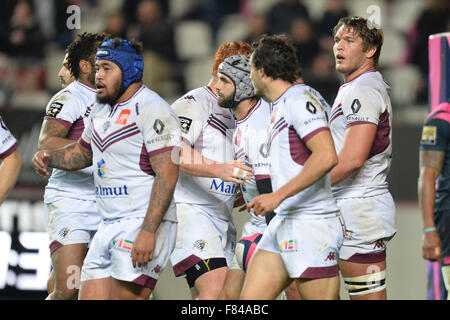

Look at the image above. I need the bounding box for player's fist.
[32,151,51,178]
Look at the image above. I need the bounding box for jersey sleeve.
[341,85,385,128]
[137,101,182,158]
[0,117,18,159]
[44,90,83,128]
[287,93,330,142]
[419,117,450,152]
[171,94,208,145]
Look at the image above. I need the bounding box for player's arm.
[249,130,337,215]
[0,149,22,204]
[179,142,252,184]
[32,141,92,178]
[418,149,443,261]
[255,177,276,224]
[37,119,73,150]
[132,149,179,267]
[330,123,377,185]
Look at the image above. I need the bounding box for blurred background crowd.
[0,0,448,109]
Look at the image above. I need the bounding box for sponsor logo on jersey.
[344,229,353,240]
[95,184,129,197]
[179,116,192,134]
[210,179,238,195]
[115,109,131,125]
[421,126,437,145]
[46,102,64,118]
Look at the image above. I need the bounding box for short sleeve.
[44,90,83,129]
[287,94,329,142]
[171,95,208,145]
[341,85,384,128]
[137,102,182,158]
[420,117,449,152]
[0,117,18,159]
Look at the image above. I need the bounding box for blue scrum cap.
[95,38,144,89]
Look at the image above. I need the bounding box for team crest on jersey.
[97,159,106,177]
[179,116,192,134]
[103,120,111,133]
[116,109,131,125]
[421,126,437,145]
[58,227,70,239]
[193,240,206,250]
[46,102,64,118]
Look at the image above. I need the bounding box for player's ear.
[79,60,91,75]
[365,45,377,61]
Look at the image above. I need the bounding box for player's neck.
[344,63,376,83]
[77,77,95,89]
[267,80,293,103]
[234,98,259,121]
[116,82,143,104]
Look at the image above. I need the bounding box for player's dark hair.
[251,34,299,83]
[110,37,144,55]
[333,16,384,67]
[66,32,110,79]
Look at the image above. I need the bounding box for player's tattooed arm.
[38,119,73,151]
[48,142,92,170]
[32,142,92,177]
[143,149,179,233]
[131,148,179,267]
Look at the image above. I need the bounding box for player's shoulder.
[346,71,389,95]
[171,86,214,115]
[425,102,450,125]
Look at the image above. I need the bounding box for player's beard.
[96,77,122,105]
[217,92,235,109]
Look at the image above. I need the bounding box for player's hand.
[233,189,246,212]
[248,192,281,216]
[216,159,253,184]
[422,230,441,262]
[32,151,50,178]
[131,229,156,268]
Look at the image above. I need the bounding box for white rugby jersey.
[80,85,181,221]
[44,81,97,203]
[233,98,271,226]
[268,84,339,217]
[329,71,392,198]
[171,86,237,220]
[0,116,18,159]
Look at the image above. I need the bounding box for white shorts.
[80,215,177,290]
[337,192,396,262]
[229,219,267,271]
[46,198,101,255]
[257,213,344,279]
[170,203,236,277]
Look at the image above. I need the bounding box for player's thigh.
[219,269,245,300]
[110,278,152,300]
[51,243,88,285]
[295,276,340,300]
[240,249,290,300]
[194,266,228,300]
[78,277,112,300]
